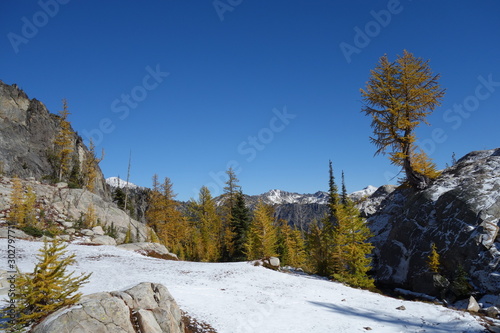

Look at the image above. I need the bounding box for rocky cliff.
[369,148,500,297]
[0,80,108,198]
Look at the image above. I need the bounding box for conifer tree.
[306,219,330,276]
[9,177,26,226]
[277,219,306,267]
[221,167,242,260]
[428,242,441,273]
[245,200,277,260]
[11,238,91,331]
[341,171,348,206]
[361,50,445,189]
[54,99,74,181]
[188,186,222,262]
[332,200,374,289]
[158,177,190,257]
[23,185,37,227]
[229,191,251,261]
[83,138,104,192]
[146,174,163,232]
[327,160,339,220]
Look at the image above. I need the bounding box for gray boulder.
[90,235,117,246]
[32,282,184,333]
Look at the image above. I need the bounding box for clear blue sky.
[1,1,499,201]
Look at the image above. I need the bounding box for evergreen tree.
[361,50,445,189]
[341,171,348,206]
[53,99,74,181]
[10,238,91,331]
[327,160,339,220]
[221,167,242,260]
[229,191,251,261]
[245,200,277,260]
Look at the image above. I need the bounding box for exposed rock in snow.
[31,282,184,333]
[369,148,500,296]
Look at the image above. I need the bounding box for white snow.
[349,185,378,201]
[106,176,140,189]
[1,239,493,333]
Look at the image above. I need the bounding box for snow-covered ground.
[1,239,493,332]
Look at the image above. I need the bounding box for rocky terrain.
[0,80,108,198]
[369,148,500,301]
[0,176,152,245]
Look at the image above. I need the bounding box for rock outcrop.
[0,80,108,198]
[0,177,153,244]
[31,282,184,333]
[369,148,500,297]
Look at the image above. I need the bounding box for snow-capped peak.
[106,177,139,189]
[349,185,378,201]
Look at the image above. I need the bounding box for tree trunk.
[403,155,430,190]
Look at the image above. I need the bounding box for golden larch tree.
[361,50,445,189]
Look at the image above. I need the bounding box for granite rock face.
[0,80,108,198]
[369,149,500,296]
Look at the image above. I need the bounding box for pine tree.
[53,99,74,181]
[10,238,91,331]
[341,171,348,206]
[327,160,339,220]
[229,191,251,261]
[428,242,441,273]
[245,200,277,260]
[221,167,242,260]
[361,50,445,189]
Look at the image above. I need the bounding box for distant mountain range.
[106,177,380,230]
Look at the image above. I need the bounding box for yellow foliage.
[54,99,74,181]
[10,238,91,331]
[428,243,441,273]
[9,177,26,226]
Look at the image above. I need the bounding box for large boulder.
[31,282,184,333]
[369,148,500,296]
